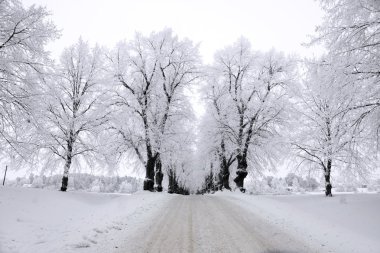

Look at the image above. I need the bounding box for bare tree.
[108,29,200,191]
[300,0,380,194]
[312,0,380,140]
[40,39,109,191]
[0,0,57,159]
[162,114,195,195]
[208,38,294,192]
[202,81,236,190]
[291,59,373,196]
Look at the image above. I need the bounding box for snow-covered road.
[117,195,311,253]
[1,187,379,253]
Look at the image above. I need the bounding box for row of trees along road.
[201,40,294,192]
[1,0,379,195]
[106,32,200,191]
[198,0,380,195]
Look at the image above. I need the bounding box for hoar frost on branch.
[39,39,110,192]
[0,0,58,161]
[295,0,380,195]
[290,58,374,196]
[107,29,201,192]
[2,0,379,195]
[203,38,295,192]
[312,0,380,141]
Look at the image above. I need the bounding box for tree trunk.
[218,139,231,190]
[168,169,173,193]
[2,165,8,186]
[219,163,231,190]
[60,155,72,192]
[143,157,156,191]
[60,137,74,192]
[325,158,332,197]
[217,172,223,191]
[222,169,231,190]
[234,155,248,192]
[207,170,215,192]
[155,154,163,192]
[168,168,178,194]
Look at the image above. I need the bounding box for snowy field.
[222,192,380,253]
[0,187,172,253]
[0,187,379,253]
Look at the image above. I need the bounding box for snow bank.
[0,187,171,253]
[219,191,380,253]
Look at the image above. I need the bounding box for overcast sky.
[22,0,324,63]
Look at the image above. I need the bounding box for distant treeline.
[7,173,143,194]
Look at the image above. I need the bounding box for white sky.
[22,0,324,63]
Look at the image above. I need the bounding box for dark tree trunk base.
[155,185,163,192]
[143,179,154,191]
[167,169,189,195]
[325,168,332,197]
[168,169,178,194]
[222,172,231,190]
[155,170,163,192]
[234,170,248,192]
[60,176,68,192]
[325,183,332,197]
[144,156,156,192]
[218,169,231,191]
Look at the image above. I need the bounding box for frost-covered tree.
[312,0,380,141]
[40,39,109,191]
[107,29,200,191]
[202,78,236,190]
[297,0,380,196]
[291,59,372,196]
[162,111,196,194]
[0,0,57,160]
[207,38,294,192]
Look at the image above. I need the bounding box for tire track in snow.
[117,194,314,253]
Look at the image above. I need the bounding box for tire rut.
[117,194,314,253]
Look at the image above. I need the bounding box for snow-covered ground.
[0,187,172,253]
[221,191,380,253]
[1,187,379,253]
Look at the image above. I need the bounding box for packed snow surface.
[0,187,172,253]
[0,187,379,253]
[221,192,380,253]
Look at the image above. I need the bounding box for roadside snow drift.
[1,187,379,253]
[0,187,171,253]
[220,192,380,253]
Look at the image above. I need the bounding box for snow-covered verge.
[0,187,171,253]
[219,191,380,253]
